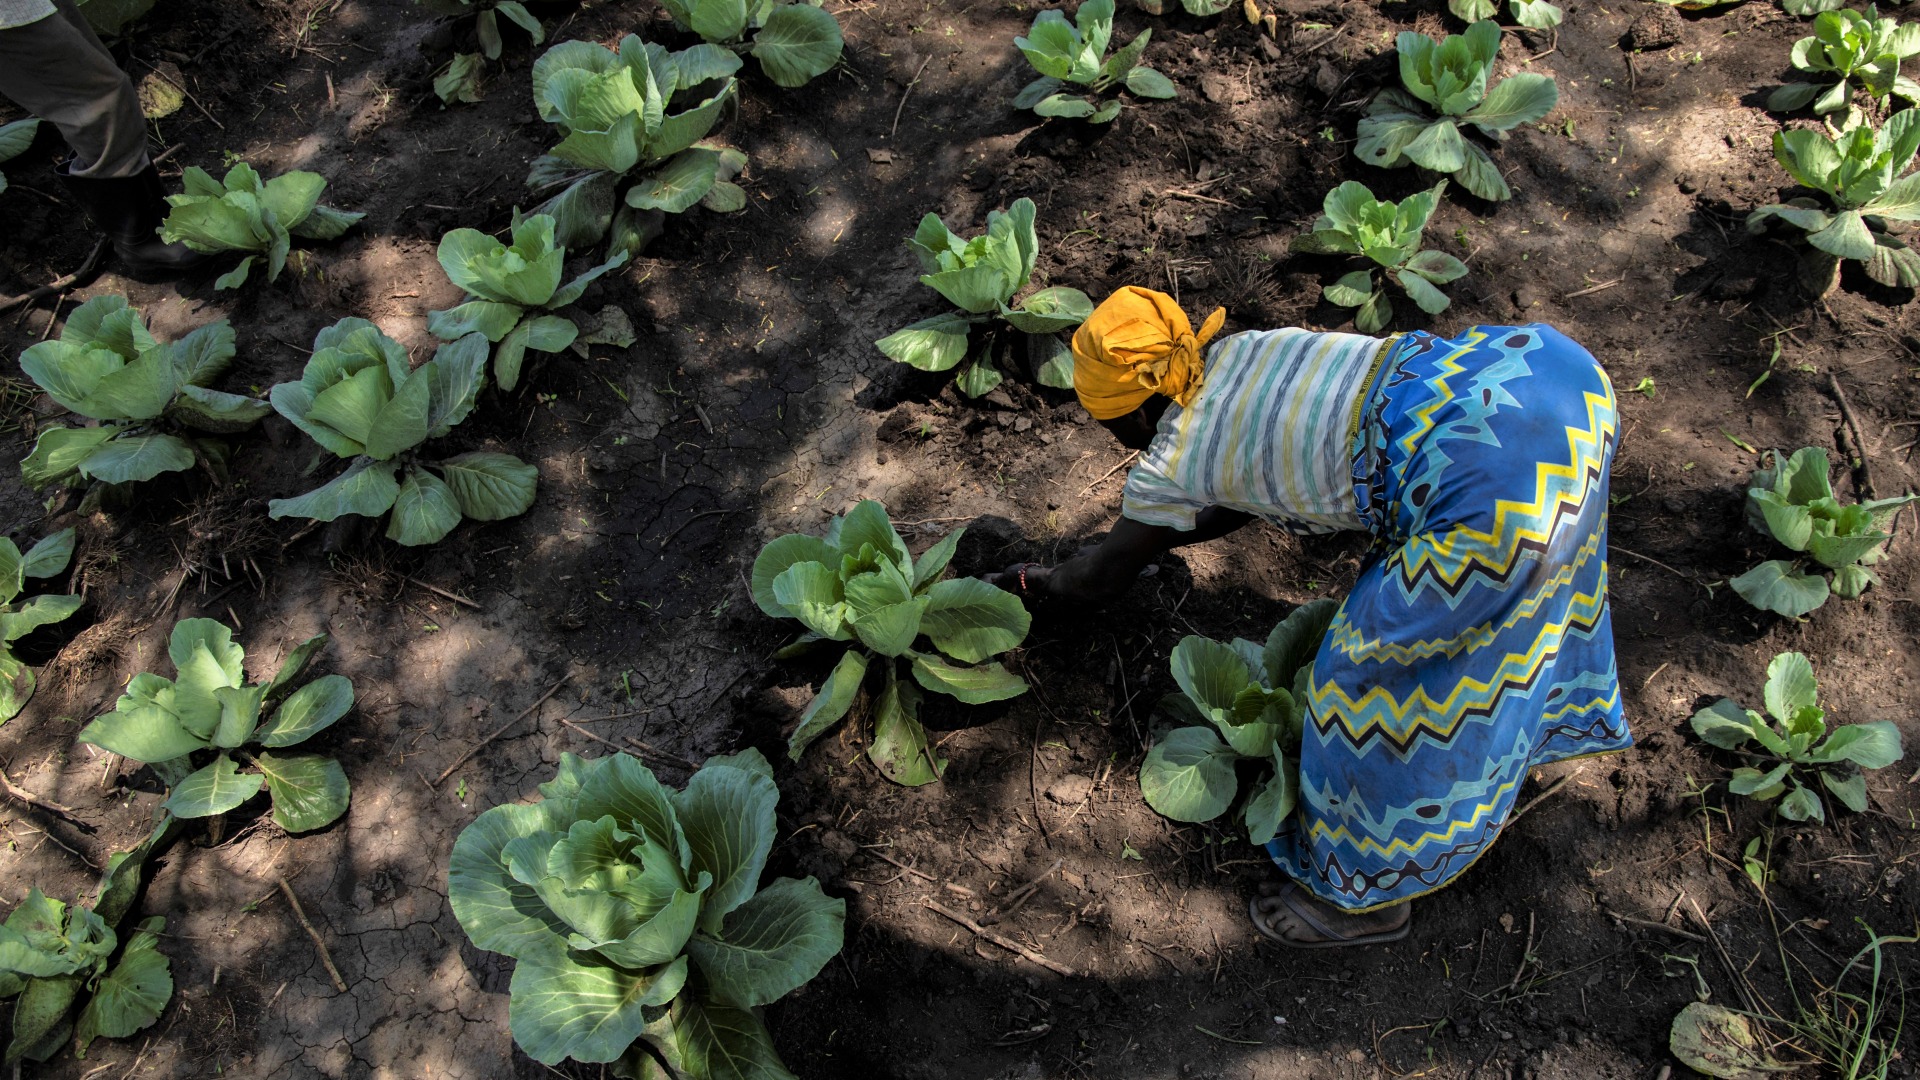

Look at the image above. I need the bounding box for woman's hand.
[982,561,1053,599]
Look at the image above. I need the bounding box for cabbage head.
[449,749,843,1077]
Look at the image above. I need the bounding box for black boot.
[56,162,211,282]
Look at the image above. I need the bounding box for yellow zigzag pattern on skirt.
[1305,775,1521,859]
[1390,385,1616,601]
[1326,531,1606,666]
[1310,614,1619,753]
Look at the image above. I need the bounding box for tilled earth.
[2,0,1918,1077]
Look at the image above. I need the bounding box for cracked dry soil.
[2,0,1919,1077]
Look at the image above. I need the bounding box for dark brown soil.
[2,0,1918,1077]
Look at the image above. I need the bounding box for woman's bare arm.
[991,507,1255,603]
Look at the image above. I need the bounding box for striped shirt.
[1120,328,1393,535]
[0,0,55,30]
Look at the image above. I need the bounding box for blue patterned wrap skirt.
[1263,324,1632,911]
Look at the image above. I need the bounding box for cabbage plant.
[1138,600,1335,845]
[753,502,1030,785]
[875,198,1093,397]
[269,320,538,545]
[1133,0,1231,14]
[1769,5,1920,115]
[1449,0,1560,28]
[19,296,268,497]
[1731,447,1917,616]
[448,749,843,1074]
[418,0,546,60]
[1691,651,1904,823]
[659,0,844,87]
[426,215,628,391]
[1290,181,1466,333]
[77,619,355,833]
[0,118,38,196]
[158,163,363,290]
[1014,0,1175,123]
[526,36,747,256]
[1747,109,1920,293]
[1356,21,1559,202]
[0,812,178,1066]
[0,528,79,725]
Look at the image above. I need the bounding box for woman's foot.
[1248,881,1411,948]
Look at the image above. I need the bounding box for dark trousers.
[0,0,148,178]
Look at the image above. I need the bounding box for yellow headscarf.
[1070,286,1227,420]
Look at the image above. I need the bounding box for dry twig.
[890,56,934,141]
[923,899,1077,977]
[0,238,108,317]
[435,674,571,785]
[402,576,480,610]
[1829,372,1876,498]
[0,772,89,829]
[277,876,348,992]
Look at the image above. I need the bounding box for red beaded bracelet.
[1017,563,1040,594]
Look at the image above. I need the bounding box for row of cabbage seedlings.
[16,203,645,546]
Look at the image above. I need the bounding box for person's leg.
[0,0,206,278]
[1256,325,1627,945]
[0,0,148,177]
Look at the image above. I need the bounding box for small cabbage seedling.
[1746,109,1920,294]
[270,319,539,545]
[449,750,844,1074]
[526,36,747,256]
[418,0,546,61]
[1134,0,1233,14]
[0,528,80,725]
[1449,0,1561,28]
[1013,0,1176,123]
[433,52,487,105]
[426,214,628,391]
[876,198,1093,397]
[1690,651,1904,823]
[158,163,362,290]
[19,296,269,499]
[0,817,176,1066]
[1731,447,1917,616]
[77,619,355,833]
[658,0,844,87]
[1138,600,1335,845]
[0,812,177,1065]
[754,501,1031,785]
[1769,5,1920,115]
[1356,20,1559,202]
[0,118,39,196]
[1290,181,1466,333]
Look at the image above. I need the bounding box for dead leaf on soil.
[1669,1002,1793,1080]
[138,62,186,119]
[867,148,894,164]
